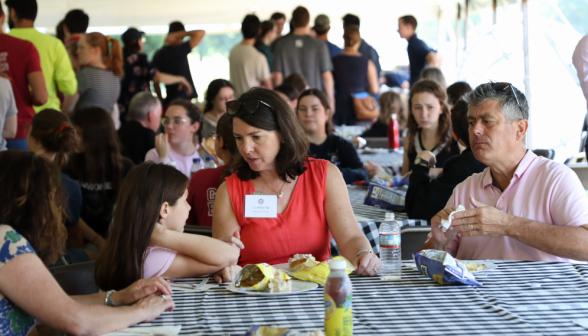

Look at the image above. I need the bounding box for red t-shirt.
[0,34,42,140]
[226,158,332,266]
[187,166,224,227]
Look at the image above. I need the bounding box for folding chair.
[49,261,99,296]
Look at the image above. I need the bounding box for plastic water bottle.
[190,158,202,178]
[324,260,353,336]
[204,157,217,169]
[379,212,401,280]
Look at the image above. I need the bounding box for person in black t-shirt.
[398,15,439,86]
[118,28,193,123]
[64,107,134,239]
[297,89,368,184]
[118,92,162,165]
[401,80,460,177]
[152,22,205,107]
[406,99,487,220]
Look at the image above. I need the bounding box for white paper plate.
[460,260,498,272]
[273,263,290,272]
[226,280,318,296]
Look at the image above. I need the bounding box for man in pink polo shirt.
[422,82,588,262]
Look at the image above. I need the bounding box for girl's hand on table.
[214,265,242,283]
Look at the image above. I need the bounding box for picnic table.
[137,261,588,335]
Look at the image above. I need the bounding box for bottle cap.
[193,158,201,163]
[385,212,395,220]
[206,157,214,161]
[329,260,346,270]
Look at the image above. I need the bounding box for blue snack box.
[413,250,482,286]
[363,183,406,211]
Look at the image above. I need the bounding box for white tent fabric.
[35,0,463,31]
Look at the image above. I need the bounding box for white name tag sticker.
[244,195,278,218]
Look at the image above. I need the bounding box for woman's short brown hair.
[407,79,452,154]
[378,91,406,129]
[231,88,309,182]
[343,25,361,47]
[0,150,67,265]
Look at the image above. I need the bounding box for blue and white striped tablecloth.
[137,261,588,335]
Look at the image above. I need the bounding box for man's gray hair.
[463,82,529,123]
[127,92,161,121]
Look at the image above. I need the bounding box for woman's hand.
[113,277,172,307]
[416,150,437,167]
[155,133,170,159]
[213,265,242,283]
[150,223,166,247]
[353,251,382,277]
[179,78,193,96]
[135,294,175,323]
[365,160,382,179]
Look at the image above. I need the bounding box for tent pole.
[522,0,532,149]
[464,0,469,51]
[493,0,498,24]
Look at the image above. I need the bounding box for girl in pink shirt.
[95,162,241,291]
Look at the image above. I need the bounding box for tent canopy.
[35,0,467,31]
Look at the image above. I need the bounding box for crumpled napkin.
[440,205,465,232]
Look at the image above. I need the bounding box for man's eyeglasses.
[225,100,274,116]
[161,117,187,127]
[491,82,524,117]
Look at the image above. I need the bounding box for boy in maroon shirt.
[187,114,236,226]
[0,2,47,150]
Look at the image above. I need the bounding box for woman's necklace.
[260,177,287,198]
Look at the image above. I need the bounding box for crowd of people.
[1,0,588,334]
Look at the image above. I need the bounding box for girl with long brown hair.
[63,107,134,240]
[297,89,368,184]
[401,79,460,176]
[95,162,240,291]
[62,32,123,124]
[0,150,174,335]
[28,109,105,263]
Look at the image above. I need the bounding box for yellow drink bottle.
[324,260,353,336]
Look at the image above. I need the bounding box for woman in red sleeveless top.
[212,88,381,276]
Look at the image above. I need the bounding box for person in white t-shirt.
[145,99,202,177]
[229,14,272,98]
[0,76,18,151]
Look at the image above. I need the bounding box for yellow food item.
[432,272,444,285]
[289,254,321,271]
[290,256,354,286]
[466,261,487,272]
[234,263,290,291]
[268,268,291,293]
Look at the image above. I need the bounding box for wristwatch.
[105,290,117,307]
[414,157,430,168]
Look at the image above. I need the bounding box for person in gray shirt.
[0,76,18,151]
[273,6,334,111]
